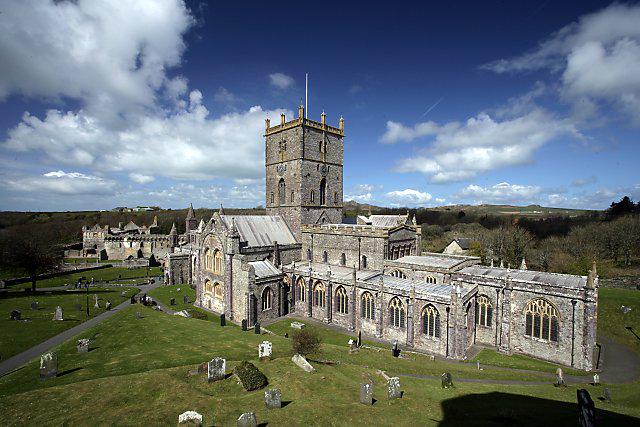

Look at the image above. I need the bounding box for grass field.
[148,284,219,321]
[0,305,638,426]
[598,288,640,355]
[8,266,163,289]
[0,287,138,360]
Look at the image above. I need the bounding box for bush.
[291,329,322,356]
[233,361,268,391]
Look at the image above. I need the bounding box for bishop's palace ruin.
[82,105,598,370]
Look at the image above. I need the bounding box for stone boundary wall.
[2,264,113,286]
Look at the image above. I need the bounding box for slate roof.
[458,265,587,289]
[395,253,479,270]
[453,237,472,250]
[249,259,281,279]
[362,274,476,300]
[220,215,296,247]
[358,214,407,227]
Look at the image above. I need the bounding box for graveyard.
[0,286,638,426]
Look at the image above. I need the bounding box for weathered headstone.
[53,306,63,321]
[135,311,141,320]
[441,372,453,389]
[10,310,21,320]
[94,295,100,308]
[292,354,315,372]
[220,313,226,327]
[392,340,400,358]
[170,298,176,306]
[387,377,401,399]
[602,387,611,402]
[290,321,305,329]
[174,310,192,318]
[183,295,188,304]
[360,383,373,405]
[40,352,58,379]
[577,389,596,427]
[593,373,600,386]
[31,301,39,310]
[555,368,567,387]
[241,319,247,331]
[265,388,282,409]
[254,322,261,334]
[120,291,126,297]
[207,357,226,382]
[259,341,272,360]
[348,339,358,354]
[178,410,203,426]
[357,330,362,347]
[237,412,257,427]
[105,301,112,311]
[77,338,90,353]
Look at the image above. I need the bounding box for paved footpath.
[0,282,162,378]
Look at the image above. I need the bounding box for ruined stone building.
[166,106,598,371]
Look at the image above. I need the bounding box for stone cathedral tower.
[265,105,344,240]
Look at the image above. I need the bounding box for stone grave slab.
[237,412,257,427]
[259,341,272,360]
[291,354,315,373]
[388,377,401,399]
[265,388,282,409]
[208,357,226,382]
[178,410,202,426]
[360,383,373,405]
[40,352,58,380]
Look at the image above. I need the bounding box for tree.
[291,329,322,356]
[2,232,62,291]
[607,196,637,218]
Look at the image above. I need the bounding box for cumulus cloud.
[214,87,239,104]
[456,182,542,204]
[344,184,375,203]
[481,3,640,123]
[129,173,155,184]
[380,121,439,144]
[268,73,295,90]
[5,170,116,195]
[386,188,432,205]
[392,109,577,183]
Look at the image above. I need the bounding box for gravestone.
[593,373,600,386]
[602,387,611,402]
[241,319,247,331]
[259,341,272,359]
[387,377,401,399]
[75,303,83,311]
[220,314,226,327]
[135,311,141,320]
[170,298,175,306]
[174,310,192,318]
[237,412,257,427]
[391,340,400,358]
[94,295,100,308]
[291,354,315,373]
[53,306,63,321]
[207,357,226,382]
[254,322,261,334]
[265,388,282,409]
[105,301,112,311]
[360,383,373,405]
[183,295,188,304]
[10,310,21,321]
[120,291,126,297]
[77,338,90,353]
[40,352,58,380]
[441,372,453,389]
[577,389,596,427]
[348,339,358,354]
[31,301,39,310]
[555,368,567,387]
[357,330,362,347]
[130,296,136,304]
[178,410,203,426]
[290,321,305,329]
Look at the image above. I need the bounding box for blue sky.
[0,0,639,211]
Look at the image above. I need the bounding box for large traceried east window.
[475,295,493,327]
[389,297,405,329]
[313,282,325,307]
[525,299,559,342]
[297,277,306,302]
[335,286,348,314]
[422,304,441,338]
[262,287,272,310]
[361,292,375,320]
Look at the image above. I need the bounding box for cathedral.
[166,106,598,371]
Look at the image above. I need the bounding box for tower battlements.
[264,107,344,137]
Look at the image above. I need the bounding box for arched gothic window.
[525,299,559,342]
[361,255,368,269]
[361,292,375,320]
[204,279,213,294]
[297,277,306,302]
[213,249,223,274]
[307,249,312,261]
[319,178,326,205]
[262,287,272,310]
[422,304,441,338]
[340,253,346,266]
[322,251,328,263]
[213,282,223,299]
[334,191,338,204]
[475,295,493,327]
[204,248,212,270]
[335,286,348,314]
[389,297,405,328]
[313,282,325,307]
[279,178,286,205]
[390,269,407,279]
[310,190,315,203]
[425,276,436,284]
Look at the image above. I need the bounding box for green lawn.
[598,287,640,355]
[470,348,588,376]
[64,258,123,264]
[147,284,220,322]
[0,306,638,426]
[0,287,138,360]
[9,266,163,289]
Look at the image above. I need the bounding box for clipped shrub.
[233,361,268,391]
[291,329,322,356]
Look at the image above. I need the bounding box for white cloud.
[386,188,432,205]
[129,173,155,184]
[393,109,577,183]
[380,120,439,144]
[5,170,116,195]
[481,3,640,123]
[457,182,542,204]
[214,87,239,104]
[435,197,446,204]
[268,73,294,90]
[344,184,375,203]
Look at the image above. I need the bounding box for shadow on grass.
[57,367,83,377]
[626,326,640,342]
[281,401,292,408]
[439,391,639,426]
[88,347,100,353]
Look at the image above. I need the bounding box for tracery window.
[389,297,405,328]
[297,277,306,302]
[361,292,375,320]
[335,286,348,314]
[313,282,325,307]
[475,295,493,327]
[262,287,272,310]
[213,249,223,274]
[213,282,223,299]
[390,269,407,279]
[422,304,441,338]
[524,299,559,342]
[204,248,212,270]
[204,279,213,293]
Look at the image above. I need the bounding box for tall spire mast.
[305,73,308,119]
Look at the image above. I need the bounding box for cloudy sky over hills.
[0,0,639,211]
